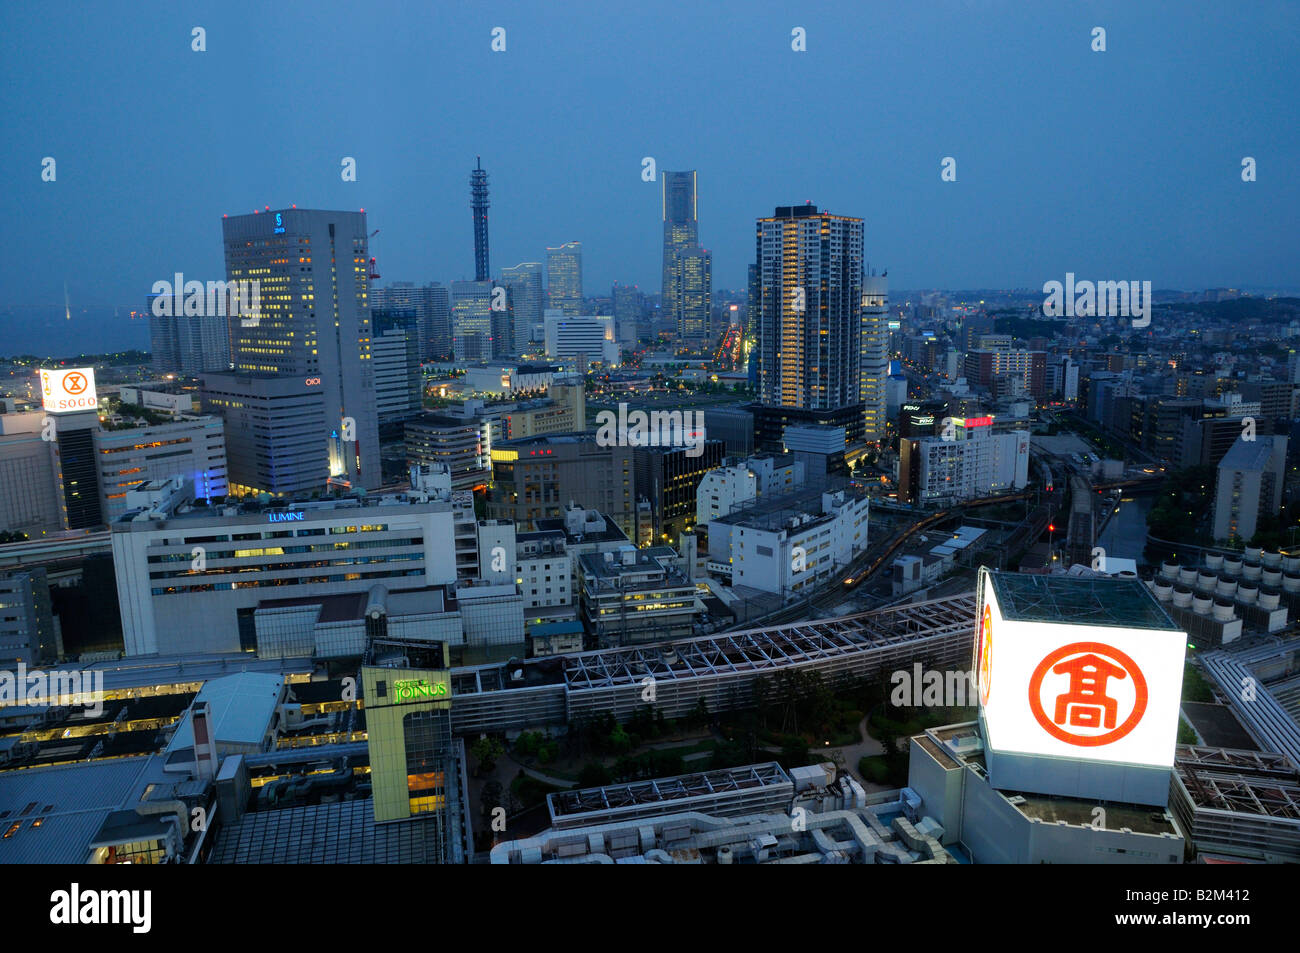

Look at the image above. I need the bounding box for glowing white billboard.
[976,572,1186,770]
[39,367,98,413]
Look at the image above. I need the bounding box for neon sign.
[393,679,448,701]
[268,511,305,522]
[273,212,286,234]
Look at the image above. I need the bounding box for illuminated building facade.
[110,480,458,656]
[488,434,637,540]
[577,546,699,647]
[898,417,1030,504]
[220,208,380,490]
[450,280,495,362]
[546,242,583,316]
[94,416,228,522]
[671,245,712,345]
[860,275,888,443]
[362,657,467,863]
[661,170,699,333]
[200,372,327,498]
[755,204,864,419]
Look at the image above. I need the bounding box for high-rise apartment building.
[860,275,888,443]
[546,242,583,316]
[1212,435,1287,543]
[147,294,231,377]
[219,208,380,491]
[753,204,866,450]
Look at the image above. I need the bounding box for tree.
[779,735,809,769]
[480,780,504,819]
[470,735,505,772]
[578,761,612,787]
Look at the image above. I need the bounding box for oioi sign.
[975,574,1185,769]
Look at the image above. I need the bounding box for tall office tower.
[148,294,232,377]
[221,208,380,490]
[450,280,494,362]
[426,282,452,360]
[502,263,543,353]
[860,275,888,443]
[372,307,422,423]
[471,157,490,282]
[546,242,583,316]
[753,204,865,450]
[661,171,699,329]
[671,246,712,345]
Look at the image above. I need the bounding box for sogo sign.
[39,367,98,413]
[975,575,1184,769]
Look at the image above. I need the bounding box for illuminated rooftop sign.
[39,367,98,414]
[267,511,305,522]
[393,678,448,702]
[976,569,1185,773]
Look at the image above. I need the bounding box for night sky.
[3,0,1297,335]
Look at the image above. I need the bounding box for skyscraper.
[502,262,543,353]
[450,280,494,362]
[372,307,422,424]
[671,246,712,344]
[753,204,865,449]
[148,294,231,377]
[219,208,380,490]
[471,157,490,282]
[661,171,699,329]
[372,281,452,362]
[546,242,583,316]
[860,275,888,443]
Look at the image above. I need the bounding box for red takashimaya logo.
[1028,641,1147,747]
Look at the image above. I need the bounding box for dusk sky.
[3,0,1297,329]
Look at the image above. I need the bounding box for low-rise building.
[578,545,699,647]
[709,488,870,596]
